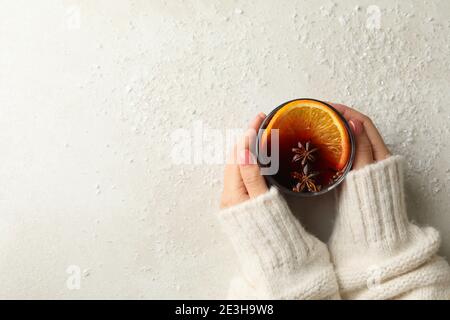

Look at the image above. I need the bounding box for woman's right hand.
[328,103,391,170]
[220,113,269,209]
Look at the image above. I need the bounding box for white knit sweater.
[218,156,450,299]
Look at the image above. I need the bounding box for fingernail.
[258,112,266,119]
[349,119,363,135]
[239,149,255,166]
[349,120,356,133]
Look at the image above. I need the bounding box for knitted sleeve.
[217,188,340,300]
[329,155,450,299]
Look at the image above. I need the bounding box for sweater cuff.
[331,156,410,249]
[217,188,319,276]
[329,156,443,295]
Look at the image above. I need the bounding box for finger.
[236,112,265,164]
[349,119,374,170]
[224,144,246,189]
[222,136,251,208]
[221,113,267,207]
[328,102,351,118]
[240,112,266,151]
[249,112,267,131]
[238,149,268,198]
[361,119,391,162]
[221,145,248,208]
[329,103,390,161]
[225,112,265,183]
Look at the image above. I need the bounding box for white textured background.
[0,0,449,298]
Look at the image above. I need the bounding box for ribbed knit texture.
[218,156,450,300]
[218,188,339,299]
[329,156,450,299]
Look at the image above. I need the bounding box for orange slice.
[262,99,351,170]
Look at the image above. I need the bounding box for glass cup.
[256,98,355,197]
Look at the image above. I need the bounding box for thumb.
[349,119,374,170]
[238,149,268,198]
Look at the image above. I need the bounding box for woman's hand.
[328,103,391,170]
[220,113,269,209]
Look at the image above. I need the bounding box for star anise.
[291,164,321,193]
[292,141,319,166]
